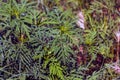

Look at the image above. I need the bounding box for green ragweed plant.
[42,56,64,80]
[0,0,36,39]
[83,0,117,56]
[0,0,39,79]
[32,8,83,79]
[84,29,97,45]
[36,8,83,65]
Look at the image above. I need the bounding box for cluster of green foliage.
[0,0,119,80]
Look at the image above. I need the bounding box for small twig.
[37,0,40,7]
[8,73,33,79]
[116,41,119,63]
[0,62,15,75]
[100,57,105,70]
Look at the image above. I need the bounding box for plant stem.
[117,42,119,64]
[86,54,96,68]
[19,55,21,74]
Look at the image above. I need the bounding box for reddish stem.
[116,42,119,63]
